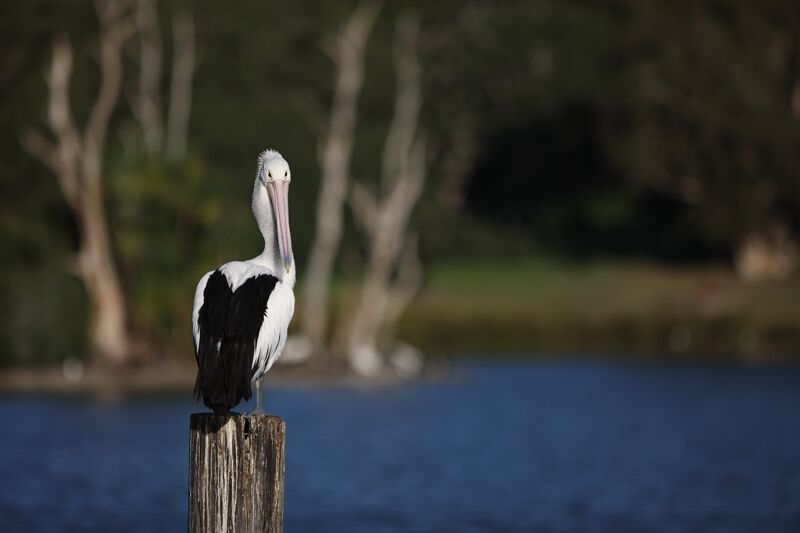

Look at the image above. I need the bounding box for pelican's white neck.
[251,179,295,285]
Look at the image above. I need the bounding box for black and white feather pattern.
[191,261,294,413]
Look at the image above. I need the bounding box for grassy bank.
[390,256,800,359]
[2,256,796,394]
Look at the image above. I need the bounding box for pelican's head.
[255,149,293,273]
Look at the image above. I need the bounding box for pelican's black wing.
[194,269,279,413]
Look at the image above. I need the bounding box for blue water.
[1,360,799,532]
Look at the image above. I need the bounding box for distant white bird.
[192,149,295,414]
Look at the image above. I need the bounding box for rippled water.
[1,359,799,532]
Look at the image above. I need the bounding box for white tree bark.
[135,0,163,154]
[21,0,136,364]
[131,0,195,162]
[302,0,382,360]
[346,13,426,375]
[165,9,195,162]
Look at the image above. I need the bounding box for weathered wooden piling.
[189,414,285,533]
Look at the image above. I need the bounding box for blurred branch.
[135,0,163,154]
[165,8,195,161]
[128,0,195,161]
[85,0,135,187]
[21,128,82,213]
[45,36,81,151]
[21,36,82,212]
[382,13,421,191]
[349,181,379,237]
[20,129,57,170]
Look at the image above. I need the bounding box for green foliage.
[108,154,215,353]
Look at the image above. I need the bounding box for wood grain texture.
[189,414,285,533]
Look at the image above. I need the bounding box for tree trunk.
[302,0,382,363]
[136,0,163,154]
[165,9,194,161]
[79,188,132,363]
[345,13,425,375]
[132,0,196,162]
[21,1,137,364]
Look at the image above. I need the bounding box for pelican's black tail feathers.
[195,269,278,414]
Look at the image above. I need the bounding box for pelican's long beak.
[267,180,293,273]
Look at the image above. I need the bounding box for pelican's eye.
[284,171,288,177]
[268,171,273,181]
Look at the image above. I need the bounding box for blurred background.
[1,0,799,531]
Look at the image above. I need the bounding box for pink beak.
[267,180,293,273]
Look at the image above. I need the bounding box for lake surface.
[1,359,799,532]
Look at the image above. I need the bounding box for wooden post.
[189,414,285,533]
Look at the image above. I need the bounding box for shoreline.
[1,352,798,397]
[0,359,454,397]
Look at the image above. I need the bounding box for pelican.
[191,149,295,414]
